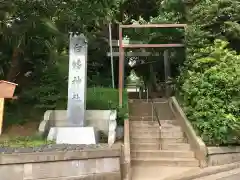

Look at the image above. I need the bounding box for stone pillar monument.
[47,33,96,145]
[67,33,87,127]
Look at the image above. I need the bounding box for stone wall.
[207,146,240,166]
[170,97,208,168]
[0,146,121,180]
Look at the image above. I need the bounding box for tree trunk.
[7,48,20,82]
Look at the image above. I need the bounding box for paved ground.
[220,173,240,180]
[131,163,240,180]
[195,168,240,180]
[132,166,200,180]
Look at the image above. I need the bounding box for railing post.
[151,102,154,123]
[146,87,149,102]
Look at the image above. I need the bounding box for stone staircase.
[129,98,200,179]
[130,121,198,167]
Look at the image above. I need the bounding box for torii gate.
[117,24,187,107]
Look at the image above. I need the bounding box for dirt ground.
[0,122,39,140]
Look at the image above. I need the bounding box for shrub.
[5,60,128,127]
[87,87,128,126]
[6,83,128,127]
[181,40,240,146]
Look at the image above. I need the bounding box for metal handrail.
[150,97,162,129]
[149,95,162,150]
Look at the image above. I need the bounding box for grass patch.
[0,135,54,148]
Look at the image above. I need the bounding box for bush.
[87,87,128,126]
[6,82,128,127]
[4,59,128,128]
[181,40,240,146]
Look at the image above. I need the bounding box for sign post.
[0,80,18,135]
[0,98,4,135]
[67,33,88,127]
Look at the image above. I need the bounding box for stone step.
[128,100,169,105]
[161,131,184,138]
[128,102,155,117]
[128,102,175,119]
[131,125,182,131]
[130,125,180,131]
[130,131,184,139]
[129,123,181,131]
[130,143,191,151]
[129,98,169,103]
[130,126,182,133]
[129,120,178,127]
[161,143,191,150]
[131,143,160,150]
[130,127,160,133]
[129,117,177,123]
[131,150,195,159]
[130,137,186,143]
[132,157,199,167]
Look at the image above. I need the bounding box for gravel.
[0,144,110,154]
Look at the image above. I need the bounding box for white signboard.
[67,33,87,127]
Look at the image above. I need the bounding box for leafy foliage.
[126,0,240,145]
[181,40,240,145]
[0,0,121,80]
[1,0,125,129]
[186,0,240,65]
[179,0,240,145]
[1,0,240,146]
[87,87,128,126]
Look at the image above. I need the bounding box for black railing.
[150,96,161,129]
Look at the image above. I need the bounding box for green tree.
[181,40,240,145]
[123,0,240,145]
[0,0,122,128]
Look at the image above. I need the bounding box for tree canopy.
[0,0,240,145]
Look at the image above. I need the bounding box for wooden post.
[0,98,5,135]
[0,80,18,135]
[119,26,124,107]
[164,50,171,97]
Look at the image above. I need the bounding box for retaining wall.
[208,146,240,166]
[0,145,121,180]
